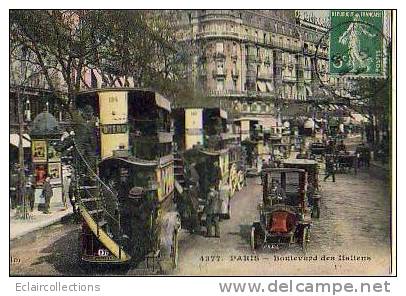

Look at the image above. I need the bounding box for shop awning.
[10,134,31,148]
[220,109,228,119]
[155,93,171,112]
[257,81,266,93]
[350,113,368,124]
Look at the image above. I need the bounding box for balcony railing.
[246,54,259,62]
[207,89,275,99]
[282,75,298,83]
[213,52,226,60]
[196,31,240,40]
[257,73,273,81]
[212,69,226,77]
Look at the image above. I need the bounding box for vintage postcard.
[9,9,395,277]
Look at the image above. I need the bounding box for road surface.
[10,166,392,276]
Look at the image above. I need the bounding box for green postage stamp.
[329,10,385,77]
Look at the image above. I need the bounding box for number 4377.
[200,255,221,262]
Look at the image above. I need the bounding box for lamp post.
[16,46,28,219]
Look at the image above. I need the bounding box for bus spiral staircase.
[71,139,131,263]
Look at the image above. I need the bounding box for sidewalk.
[10,205,73,241]
[367,160,391,182]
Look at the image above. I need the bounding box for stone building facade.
[177,10,332,130]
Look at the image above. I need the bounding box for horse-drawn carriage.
[250,168,312,251]
[309,142,326,161]
[335,152,358,174]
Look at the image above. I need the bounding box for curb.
[10,211,74,241]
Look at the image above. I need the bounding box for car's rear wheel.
[302,226,310,252]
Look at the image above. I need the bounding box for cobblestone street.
[10,163,392,276]
[174,166,392,276]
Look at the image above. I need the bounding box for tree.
[10,10,194,106]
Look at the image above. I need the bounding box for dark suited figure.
[26,175,35,211]
[205,186,221,237]
[68,174,78,215]
[10,168,18,209]
[42,175,53,214]
[337,140,347,154]
[324,155,336,182]
[210,161,222,190]
[187,163,201,233]
[261,159,270,185]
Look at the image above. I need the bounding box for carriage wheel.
[250,226,256,251]
[250,223,262,251]
[302,227,310,252]
[227,197,231,219]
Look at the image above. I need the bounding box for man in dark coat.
[68,174,78,215]
[205,186,222,237]
[26,175,35,212]
[209,161,222,191]
[10,167,18,210]
[324,154,336,182]
[42,175,53,214]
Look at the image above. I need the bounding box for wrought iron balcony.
[212,69,226,77]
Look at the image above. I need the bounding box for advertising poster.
[31,140,47,163]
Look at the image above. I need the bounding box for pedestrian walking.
[62,171,70,209]
[42,175,53,214]
[205,186,222,238]
[68,173,78,215]
[26,175,35,212]
[209,161,222,191]
[324,154,336,182]
[10,167,18,210]
[261,159,270,185]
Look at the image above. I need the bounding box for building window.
[257,65,260,76]
[232,42,237,56]
[216,42,224,53]
[216,79,224,91]
[233,79,237,90]
[217,62,224,74]
[256,47,260,57]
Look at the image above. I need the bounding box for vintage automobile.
[250,168,312,251]
[281,159,322,218]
